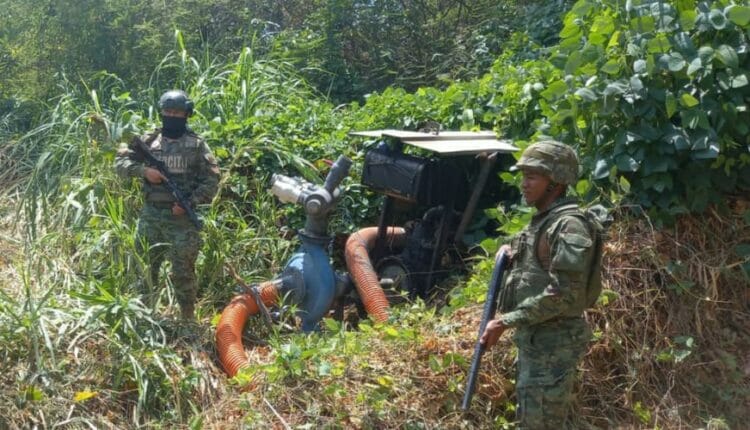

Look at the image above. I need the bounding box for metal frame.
[353,130,518,297]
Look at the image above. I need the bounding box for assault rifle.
[130,136,203,229]
[461,251,510,411]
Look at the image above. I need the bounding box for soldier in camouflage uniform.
[116,90,220,320]
[480,140,595,429]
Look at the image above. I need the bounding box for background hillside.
[0,0,748,428]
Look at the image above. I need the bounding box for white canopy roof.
[350,129,518,156]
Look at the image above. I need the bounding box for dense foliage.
[0,0,563,107]
[547,0,750,221]
[0,0,748,428]
[355,0,750,223]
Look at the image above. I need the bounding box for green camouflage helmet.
[510,140,579,185]
[158,90,194,115]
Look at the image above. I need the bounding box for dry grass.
[198,307,518,429]
[0,200,747,429]
[578,201,750,429]
[200,203,749,429]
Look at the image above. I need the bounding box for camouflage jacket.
[115,130,220,206]
[499,197,595,328]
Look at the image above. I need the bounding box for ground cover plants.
[0,0,748,428]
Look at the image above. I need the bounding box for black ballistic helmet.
[158,90,194,116]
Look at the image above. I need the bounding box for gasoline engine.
[216,129,518,377]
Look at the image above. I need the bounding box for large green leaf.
[647,174,673,193]
[560,22,582,39]
[601,59,621,75]
[681,108,710,129]
[690,131,711,150]
[590,14,615,45]
[565,51,583,75]
[697,46,715,61]
[672,32,695,55]
[726,5,750,27]
[666,130,690,151]
[619,176,631,193]
[603,81,629,96]
[575,87,598,102]
[633,59,648,74]
[716,71,733,90]
[593,159,610,179]
[634,123,659,141]
[691,144,720,159]
[630,76,644,92]
[647,34,671,53]
[632,15,656,33]
[541,80,569,101]
[607,30,623,49]
[575,179,591,196]
[461,108,475,128]
[643,157,672,175]
[687,57,703,76]
[667,53,687,72]
[679,9,698,30]
[680,93,699,108]
[716,44,739,68]
[731,74,749,88]
[616,154,639,172]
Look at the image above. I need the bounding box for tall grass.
[0,40,353,427]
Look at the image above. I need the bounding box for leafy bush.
[2,1,749,428]
[356,0,750,223]
[540,0,750,222]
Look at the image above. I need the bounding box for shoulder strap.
[535,203,609,308]
[130,130,160,150]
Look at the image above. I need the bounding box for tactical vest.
[501,202,593,319]
[141,132,206,203]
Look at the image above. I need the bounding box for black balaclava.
[161,115,188,138]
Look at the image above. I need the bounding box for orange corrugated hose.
[216,281,279,377]
[345,226,407,323]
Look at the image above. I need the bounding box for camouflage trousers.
[135,203,203,311]
[513,318,590,430]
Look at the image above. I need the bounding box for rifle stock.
[131,136,203,229]
[461,252,509,411]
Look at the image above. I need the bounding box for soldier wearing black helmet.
[480,140,599,429]
[116,90,219,321]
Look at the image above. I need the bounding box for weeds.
[1,20,748,430]
[0,42,345,427]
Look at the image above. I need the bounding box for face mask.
[161,116,187,138]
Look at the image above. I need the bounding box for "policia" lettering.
[156,154,189,173]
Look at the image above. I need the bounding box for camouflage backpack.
[535,203,611,308]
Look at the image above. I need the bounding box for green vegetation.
[1,0,748,428]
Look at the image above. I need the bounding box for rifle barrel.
[461,252,509,411]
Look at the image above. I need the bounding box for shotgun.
[461,252,510,411]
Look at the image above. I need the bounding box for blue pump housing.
[270,156,352,332]
[282,234,337,332]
